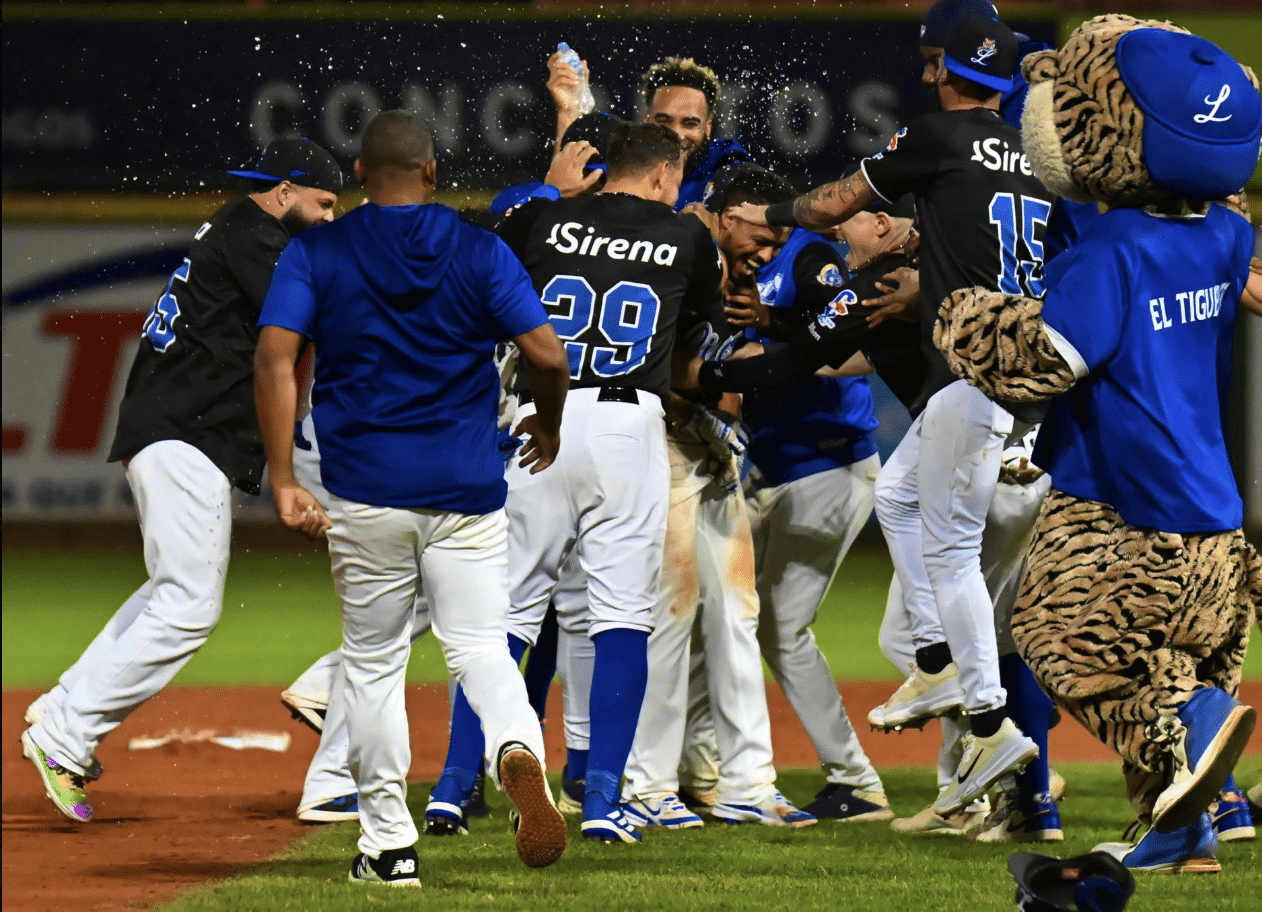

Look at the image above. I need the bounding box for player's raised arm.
[731,169,877,233]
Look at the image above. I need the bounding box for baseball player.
[21,139,342,823]
[733,14,1054,815]
[254,111,570,883]
[434,123,717,844]
[619,164,818,831]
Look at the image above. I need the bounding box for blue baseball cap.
[227,138,344,194]
[942,15,1018,93]
[1116,29,1262,199]
[920,0,999,48]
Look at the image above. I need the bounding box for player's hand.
[547,51,590,116]
[724,281,770,330]
[273,482,331,538]
[513,413,561,474]
[730,340,764,360]
[862,266,921,326]
[544,141,603,197]
[687,407,747,461]
[729,202,770,227]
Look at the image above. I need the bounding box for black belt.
[518,386,641,405]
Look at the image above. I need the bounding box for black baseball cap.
[560,112,628,172]
[228,138,344,194]
[942,14,1019,92]
[1008,851,1136,912]
[704,162,795,213]
[921,0,999,48]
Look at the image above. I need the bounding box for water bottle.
[556,42,596,115]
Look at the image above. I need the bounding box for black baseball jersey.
[500,193,722,399]
[698,250,925,407]
[861,108,1053,413]
[108,195,290,493]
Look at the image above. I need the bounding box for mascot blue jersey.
[1035,204,1252,533]
[742,228,877,487]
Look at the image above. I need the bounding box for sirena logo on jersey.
[970,138,1032,175]
[545,221,679,266]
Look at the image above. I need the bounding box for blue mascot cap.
[1116,29,1262,200]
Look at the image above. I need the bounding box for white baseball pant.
[622,436,778,806]
[747,454,883,790]
[874,379,1028,714]
[504,387,668,645]
[553,552,594,752]
[324,497,544,857]
[28,440,232,776]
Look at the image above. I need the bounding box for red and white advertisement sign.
[3,226,276,521]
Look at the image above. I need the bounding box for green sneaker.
[21,729,92,822]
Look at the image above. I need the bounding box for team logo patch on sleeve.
[882,127,908,153]
[816,288,858,329]
[817,264,846,287]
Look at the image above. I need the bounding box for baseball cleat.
[558,770,584,816]
[581,792,642,843]
[348,846,421,887]
[974,789,1063,843]
[23,700,104,781]
[465,770,490,819]
[867,663,965,731]
[1248,782,1262,826]
[424,768,476,836]
[891,797,990,836]
[297,793,359,824]
[802,784,894,822]
[498,743,567,867]
[1049,768,1067,803]
[1210,788,1256,842]
[712,791,817,828]
[279,688,327,735]
[1094,813,1221,874]
[623,793,705,829]
[20,729,92,822]
[933,719,1039,816]
[678,784,719,812]
[1151,688,1255,834]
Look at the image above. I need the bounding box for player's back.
[279,202,548,513]
[863,108,1053,411]
[109,194,289,491]
[501,194,719,399]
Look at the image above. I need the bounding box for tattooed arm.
[729,170,877,231]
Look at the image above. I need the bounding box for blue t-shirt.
[743,229,878,486]
[259,203,549,513]
[1034,204,1251,533]
[679,136,750,210]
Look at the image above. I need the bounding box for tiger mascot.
[935,14,1262,874]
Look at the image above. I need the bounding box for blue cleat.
[424,770,474,836]
[1210,788,1256,842]
[1095,812,1220,874]
[1152,688,1255,833]
[298,792,359,824]
[580,791,641,843]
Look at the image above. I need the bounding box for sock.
[566,748,589,782]
[1000,653,1052,794]
[522,603,559,720]
[440,633,531,796]
[969,707,1006,739]
[584,627,649,805]
[916,641,952,675]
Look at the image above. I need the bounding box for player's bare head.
[357,110,437,188]
[640,57,721,153]
[834,195,916,257]
[704,163,792,276]
[604,123,685,206]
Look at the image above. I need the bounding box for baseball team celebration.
[3,1,1260,910]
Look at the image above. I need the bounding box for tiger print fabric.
[934,288,1076,404]
[1012,489,1258,820]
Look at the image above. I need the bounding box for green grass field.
[0,543,925,687]
[161,764,1262,912]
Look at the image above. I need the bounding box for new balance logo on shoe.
[391,858,417,876]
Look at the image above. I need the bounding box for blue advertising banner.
[3,15,1055,192]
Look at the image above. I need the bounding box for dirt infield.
[4,682,1260,912]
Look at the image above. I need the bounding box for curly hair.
[639,57,722,116]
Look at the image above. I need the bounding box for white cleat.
[933,719,1039,816]
[868,663,965,731]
